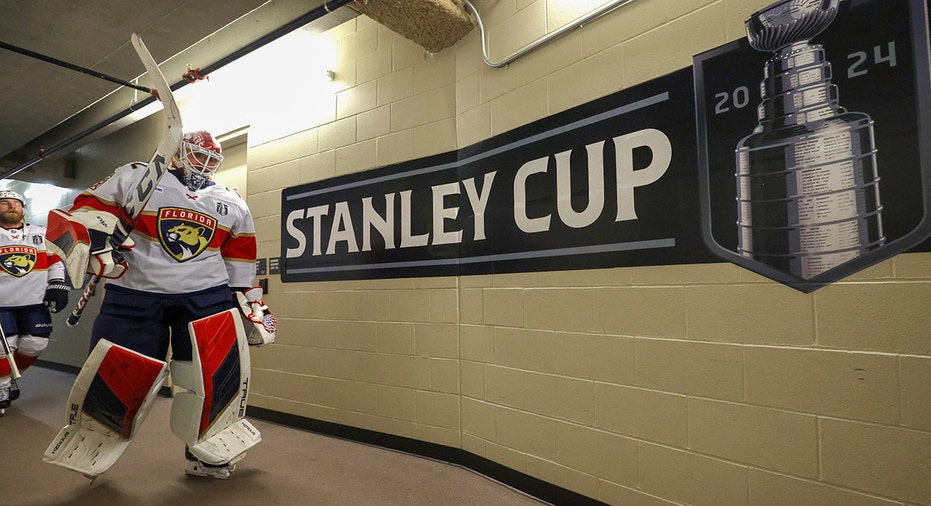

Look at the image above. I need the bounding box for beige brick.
[456,73,480,114]
[336,80,377,119]
[299,149,336,182]
[460,360,485,399]
[386,354,431,389]
[486,0,545,65]
[556,422,638,486]
[355,290,389,321]
[748,469,901,506]
[723,0,775,42]
[597,481,679,506]
[485,365,593,424]
[357,105,390,141]
[376,68,414,106]
[337,20,377,59]
[294,290,356,320]
[357,46,392,84]
[556,332,635,385]
[687,285,814,345]
[623,4,726,87]
[629,262,740,286]
[415,391,459,429]
[461,397,496,440]
[376,322,415,355]
[548,46,623,114]
[639,442,749,506]
[375,129,414,166]
[636,339,744,401]
[594,287,687,338]
[376,385,415,421]
[495,327,556,372]
[318,116,357,151]
[490,80,548,136]
[495,406,558,459]
[526,454,598,499]
[460,324,494,362]
[390,94,431,131]
[581,0,665,57]
[391,39,424,71]
[331,379,378,414]
[283,128,319,160]
[594,384,687,446]
[461,432,486,456]
[816,284,931,355]
[524,288,593,332]
[486,441,528,472]
[746,346,899,423]
[427,287,457,323]
[901,355,931,430]
[689,398,818,477]
[547,267,631,287]
[459,287,483,324]
[413,118,457,159]
[822,418,931,504]
[414,323,458,358]
[483,288,523,327]
[895,252,931,278]
[388,289,431,322]
[413,51,456,93]
[456,103,491,148]
[334,138,376,176]
[430,358,458,394]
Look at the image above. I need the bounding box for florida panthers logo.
[0,246,37,277]
[157,207,217,262]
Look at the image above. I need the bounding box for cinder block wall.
[245,1,931,504]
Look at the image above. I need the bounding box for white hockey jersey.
[72,163,257,294]
[0,223,66,307]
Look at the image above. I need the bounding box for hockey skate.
[0,383,10,414]
[184,447,235,480]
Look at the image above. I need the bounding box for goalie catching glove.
[235,287,276,346]
[46,209,135,289]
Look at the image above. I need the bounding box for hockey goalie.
[43,129,276,480]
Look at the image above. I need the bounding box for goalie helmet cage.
[0,0,355,180]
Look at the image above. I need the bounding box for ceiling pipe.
[1,0,355,181]
[462,0,636,68]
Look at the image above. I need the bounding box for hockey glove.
[235,287,276,346]
[44,280,71,313]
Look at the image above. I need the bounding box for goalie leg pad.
[170,308,260,465]
[44,339,168,477]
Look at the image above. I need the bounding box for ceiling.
[0,0,358,184]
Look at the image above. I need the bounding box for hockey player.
[0,190,69,410]
[44,131,274,479]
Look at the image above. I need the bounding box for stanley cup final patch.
[157,207,217,262]
[0,246,38,277]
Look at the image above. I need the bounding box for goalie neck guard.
[175,131,223,191]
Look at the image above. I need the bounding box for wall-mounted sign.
[256,257,267,276]
[282,0,930,292]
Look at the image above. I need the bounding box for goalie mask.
[174,131,223,191]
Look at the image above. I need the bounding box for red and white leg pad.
[170,308,260,465]
[43,340,168,477]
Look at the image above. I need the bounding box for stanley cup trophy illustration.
[735,0,884,279]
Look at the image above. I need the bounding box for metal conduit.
[462,0,636,68]
[1,0,354,181]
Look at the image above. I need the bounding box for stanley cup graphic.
[735,0,884,279]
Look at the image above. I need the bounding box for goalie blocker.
[45,208,134,289]
[45,308,261,477]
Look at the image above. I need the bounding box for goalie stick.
[65,33,183,327]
